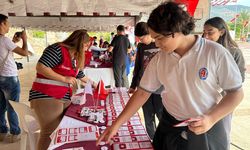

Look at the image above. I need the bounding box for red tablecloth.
[85,59,112,68]
[55,94,110,150]
[54,88,153,150]
[64,94,106,126]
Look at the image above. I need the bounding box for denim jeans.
[0,76,21,135]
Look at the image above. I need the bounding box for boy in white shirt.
[97,2,244,150]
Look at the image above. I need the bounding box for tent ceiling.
[8,16,136,32]
[1,0,164,32]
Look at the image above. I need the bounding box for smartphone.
[15,31,22,37]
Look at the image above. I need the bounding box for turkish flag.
[94,79,108,100]
[230,14,240,22]
[244,21,249,27]
[175,0,199,16]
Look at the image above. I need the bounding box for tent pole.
[45,29,48,47]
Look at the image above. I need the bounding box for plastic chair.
[9,100,40,150]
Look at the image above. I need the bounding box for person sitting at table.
[29,29,97,150]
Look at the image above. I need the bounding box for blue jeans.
[0,76,21,135]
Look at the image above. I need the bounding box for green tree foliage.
[228,10,250,39]
[31,30,45,38]
[88,32,113,43]
[238,10,250,38]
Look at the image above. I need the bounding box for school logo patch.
[199,67,208,80]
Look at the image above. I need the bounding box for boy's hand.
[96,125,119,146]
[188,115,215,135]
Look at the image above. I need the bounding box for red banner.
[175,0,199,16]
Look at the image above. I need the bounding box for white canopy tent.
[0,0,209,32]
[1,0,164,32]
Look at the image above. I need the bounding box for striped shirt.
[29,44,85,101]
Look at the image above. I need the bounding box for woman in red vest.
[29,29,95,150]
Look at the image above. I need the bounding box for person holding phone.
[0,14,29,143]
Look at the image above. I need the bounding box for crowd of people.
[0,1,246,150]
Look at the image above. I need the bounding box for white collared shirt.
[139,36,242,120]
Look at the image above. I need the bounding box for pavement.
[230,42,250,150]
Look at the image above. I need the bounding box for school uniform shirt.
[139,35,242,121]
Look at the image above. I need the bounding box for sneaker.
[5,134,21,143]
[0,133,7,141]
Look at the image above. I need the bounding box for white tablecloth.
[84,67,115,87]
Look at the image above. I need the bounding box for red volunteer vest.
[32,45,78,99]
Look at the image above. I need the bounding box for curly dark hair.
[147,2,195,36]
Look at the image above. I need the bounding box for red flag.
[230,14,240,22]
[97,80,108,95]
[94,79,108,100]
[244,21,249,27]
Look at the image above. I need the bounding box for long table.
[48,88,153,150]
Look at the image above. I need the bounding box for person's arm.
[233,49,246,82]
[129,46,142,93]
[189,88,244,135]
[96,88,151,145]
[79,76,98,89]
[12,31,29,56]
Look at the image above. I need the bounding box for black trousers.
[142,93,163,140]
[153,109,230,150]
[113,64,129,88]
